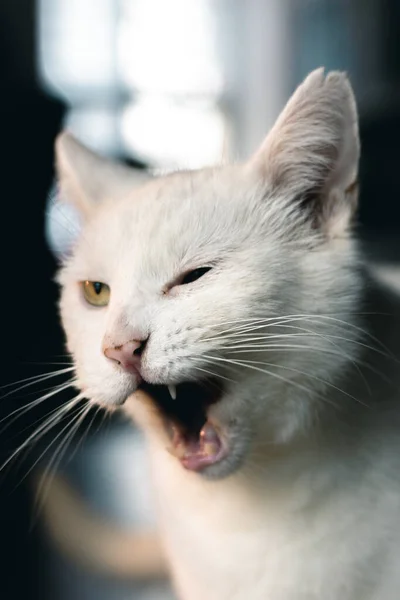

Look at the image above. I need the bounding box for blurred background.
[0,0,400,598]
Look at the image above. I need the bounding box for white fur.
[55,69,400,599]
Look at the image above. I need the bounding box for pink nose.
[103,340,144,376]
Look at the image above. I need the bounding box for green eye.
[82,281,110,306]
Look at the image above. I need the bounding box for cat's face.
[56,69,361,478]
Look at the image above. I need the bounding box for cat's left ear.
[249,68,360,237]
[55,132,149,217]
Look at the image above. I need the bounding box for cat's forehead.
[88,165,257,244]
[121,166,248,219]
[72,164,263,280]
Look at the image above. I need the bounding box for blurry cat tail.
[36,471,168,580]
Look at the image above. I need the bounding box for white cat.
[54,68,400,599]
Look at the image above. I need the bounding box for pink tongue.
[172,423,223,471]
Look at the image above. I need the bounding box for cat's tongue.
[170,422,224,471]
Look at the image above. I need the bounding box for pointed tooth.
[168,384,177,400]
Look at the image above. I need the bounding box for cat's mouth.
[138,379,227,472]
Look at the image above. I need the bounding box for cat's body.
[53,69,400,599]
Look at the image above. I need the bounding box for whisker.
[0,367,75,397]
[202,354,344,409]
[90,405,108,439]
[205,317,338,341]
[202,319,337,345]
[34,403,92,513]
[219,343,344,354]
[64,403,98,466]
[0,395,84,474]
[17,402,88,489]
[217,323,370,394]
[11,392,81,442]
[202,316,313,340]
[12,379,78,400]
[202,313,394,362]
[234,358,366,406]
[203,354,322,399]
[221,344,391,385]
[46,192,82,241]
[219,333,395,362]
[301,315,396,359]
[23,361,73,366]
[192,365,235,385]
[0,380,77,433]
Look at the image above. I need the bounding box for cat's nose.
[103,339,146,376]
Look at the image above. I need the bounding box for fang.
[168,384,177,400]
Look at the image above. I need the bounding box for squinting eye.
[82,281,111,306]
[180,267,212,285]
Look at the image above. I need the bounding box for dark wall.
[292,0,400,234]
[359,0,400,231]
[0,1,65,598]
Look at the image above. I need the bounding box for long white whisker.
[217,323,370,394]
[221,344,390,384]
[202,354,325,401]
[301,315,396,358]
[24,361,73,366]
[34,403,92,513]
[203,320,335,345]
[235,358,366,406]
[220,343,343,354]
[18,402,88,487]
[0,380,77,432]
[202,316,313,340]
[65,404,98,466]
[202,313,392,360]
[192,365,235,384]
[0,395,84,474]
[14,379,78,400]
[0,367,75,397]
[220,332,394,361]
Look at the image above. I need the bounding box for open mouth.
[138,379,227,472]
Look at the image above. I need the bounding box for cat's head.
[55,69,361,478]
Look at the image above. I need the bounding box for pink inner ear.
[45,186,83,260]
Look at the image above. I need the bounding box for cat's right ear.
[48,132,149,260]
[55,132,149,217]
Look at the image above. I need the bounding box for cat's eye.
[82,281,110,306]
[180,267,212,285]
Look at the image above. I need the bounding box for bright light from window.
[38,0,117,99]
[122,97,227,169]
[38,0,229,167]
[65,106,120,154]
[118,0,223,96]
